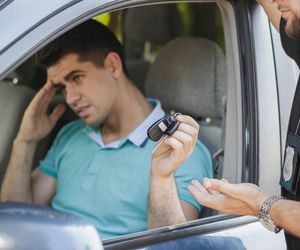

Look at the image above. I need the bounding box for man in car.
[0,20,212,239]
[189,0,300,249]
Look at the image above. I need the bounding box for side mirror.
[0,201,103,250]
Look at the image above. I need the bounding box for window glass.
[2,2,230,239]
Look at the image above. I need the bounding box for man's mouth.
[75,105,90,118]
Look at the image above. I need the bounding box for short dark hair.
[38,19,128,75]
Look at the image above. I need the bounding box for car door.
[0,0,289,249]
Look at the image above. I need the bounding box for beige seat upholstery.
[0,82,35,184]
[123,4,184,93]
[145,37,226,159]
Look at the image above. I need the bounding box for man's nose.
[65,87,81,105]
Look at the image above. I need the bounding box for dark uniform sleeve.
[280,17,300,250]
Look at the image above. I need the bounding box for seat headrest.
[124,5,184,45]
[4,56,47,91]
[123,5,184,83]
[145,37,226,118]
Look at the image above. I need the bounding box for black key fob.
[147,113,180,142]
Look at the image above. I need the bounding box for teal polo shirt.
[38,99,212,239]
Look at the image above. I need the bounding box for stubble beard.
[285,15,300,39]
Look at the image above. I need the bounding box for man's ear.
[104,52,122,78]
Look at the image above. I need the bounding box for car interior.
[0,1,242,234]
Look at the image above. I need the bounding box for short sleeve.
[175,141,213,212]
[37,139,58,178]
[36,121,77,178]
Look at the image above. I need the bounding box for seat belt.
[213,96,226,178]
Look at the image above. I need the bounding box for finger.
[176,123,198,143]
[29,81,55,113]
[203,179,240,198]
[43,80,54,92]
[34,81,54,103]
[164,136,184,152]
[206,187,220,195]
[192,179,219,195]
[175,115,199,130]
[188,185,208,205]
[39,83,57,113]
[188,182,222,209]
[49,104,66,126]
[190,180,210,195]
[171,130,194,150]
[163,137,185,161]
[221,178,229,183]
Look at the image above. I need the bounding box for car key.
[147,113,181,142]
[147,113,181,153]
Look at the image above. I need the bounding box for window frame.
[0,0,269,247]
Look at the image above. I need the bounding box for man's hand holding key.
[149,114,200,178]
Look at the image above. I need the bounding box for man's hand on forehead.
[43,80,54,91]
[16,80,66,143]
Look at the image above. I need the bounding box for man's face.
[47,53,118,127]
[273,0,300,38]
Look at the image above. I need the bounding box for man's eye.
[73,75,83,83]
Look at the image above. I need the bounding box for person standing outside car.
[0,20,213,239]
[188,0,300,249]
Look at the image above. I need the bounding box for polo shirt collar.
[82,99,165,148]
[128,99,165,146]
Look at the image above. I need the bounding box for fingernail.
[204,179,211,188]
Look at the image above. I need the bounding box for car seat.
[0,79,77,187]
[0,81,35,185]
[144,37,227,177]
[123,4,184,93]
[3,56,47,91]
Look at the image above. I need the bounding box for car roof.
[0,0,115,77]
[0,0,76,53]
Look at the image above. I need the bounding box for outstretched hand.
[17,81,66,143]
[151,114,199,178]
[188,178,269,216]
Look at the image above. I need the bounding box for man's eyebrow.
[64,70,84,81]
